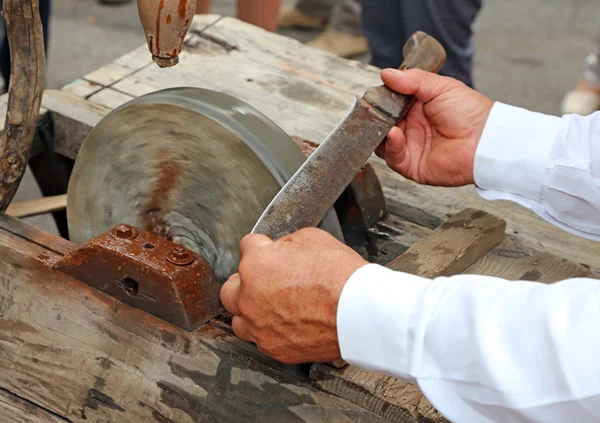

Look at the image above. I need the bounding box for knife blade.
[252,31,447,240]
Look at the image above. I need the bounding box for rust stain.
[178,0,187,19]
[156,0,165,54]
[148,35,154,53]
[166,14,171,25]
[197,324,229,339]
[139,153,184,233]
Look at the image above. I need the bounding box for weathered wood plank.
[107,17,381,145]
[87,88,135,110]
[0,388,69,423]
[311,209,506,423]
[371,160,600,278]
[41,90,110,160]
[0,213,74,255]
[465,235,593,282]
[5,194,67,219]
[310,209,591,423]
[62,79,103,99]
[386,208,506,276]
[0,217,387,423]
[310,365,445,423]
[47,16,598,277]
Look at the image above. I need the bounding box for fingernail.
[383,69,404,76]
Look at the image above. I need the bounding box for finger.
[384,126,407,165]
[220,273,241,316]
[240,233,273,257]
[232,316,254,343]
[381,68,458,104]
[375,140,386,159]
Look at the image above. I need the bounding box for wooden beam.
[386,208,506,276]
[310,209,591,423]
[0,388,69,423]
[0,215,387,423]
[6,194,67,218]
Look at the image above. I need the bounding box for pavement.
[9,0,599,234]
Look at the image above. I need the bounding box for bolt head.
[167,246,194,266]
[110,224,138,240]
[116,225,133,237]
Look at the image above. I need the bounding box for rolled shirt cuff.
[474,102,566,201]
[336,263,432,381]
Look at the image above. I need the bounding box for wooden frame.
[0,14,596,423]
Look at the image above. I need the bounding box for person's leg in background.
[561,20,600,116]
[195,0,281,32]
[361,0,482,87]
[196,0,212,14]
[278,0,334,30]
[238,0,281,32]
[0,0,51,90]
[307,0,369,57]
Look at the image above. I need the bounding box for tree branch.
[0,0,45,212]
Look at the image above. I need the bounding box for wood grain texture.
[310,210,591,423]
[310,365,446,423]
[386,208,506,277]
[0,0,45,211]
[465,235,593,282]
[0,213,74,255]
[0,216,387,423]
[45,15,598,277]
[0,388,69,422]
[311,209,506,423]
[5,194,67,218]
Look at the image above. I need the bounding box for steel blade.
[252,96,396,240]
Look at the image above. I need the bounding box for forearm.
[338,264,600,422]
[474,103,600,240]
[237,0,281,31]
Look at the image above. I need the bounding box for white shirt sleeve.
[338,264,600,422]
[474,102,600,240]
[336,105,600,421]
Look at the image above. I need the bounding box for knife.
[252,32,447,240]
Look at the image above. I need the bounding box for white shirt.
[337,103,600,422]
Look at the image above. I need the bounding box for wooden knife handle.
[364,31,447,120]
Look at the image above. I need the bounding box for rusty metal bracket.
[52,224,222,331]
[291,136,387,241]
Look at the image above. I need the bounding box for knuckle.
[237,296,254,318]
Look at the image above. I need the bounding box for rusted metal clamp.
[52,224,222,331]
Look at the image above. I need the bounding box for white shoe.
[307,29,369,58]
[561,81,600,116]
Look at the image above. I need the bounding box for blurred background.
[7,0,598,233]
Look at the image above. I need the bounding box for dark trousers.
[361,0,482,87]
[0,0,51,89]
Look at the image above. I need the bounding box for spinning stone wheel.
[67,88,342,282]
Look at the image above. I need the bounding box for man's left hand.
[220,228,368,364]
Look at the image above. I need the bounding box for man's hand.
[377,68,495,186]
[220,228,368,364]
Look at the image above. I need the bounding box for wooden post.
[0,0,45,212]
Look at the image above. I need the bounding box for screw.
[116,224,133,238]
[111,224,138,240]
[167,246,195,266]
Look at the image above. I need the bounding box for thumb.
[381,68,460,104]
[240,233,273,257]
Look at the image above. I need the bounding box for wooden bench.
[0,15,596,423]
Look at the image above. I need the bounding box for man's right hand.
[377,69,495,187]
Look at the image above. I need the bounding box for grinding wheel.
[67,88,343,282]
